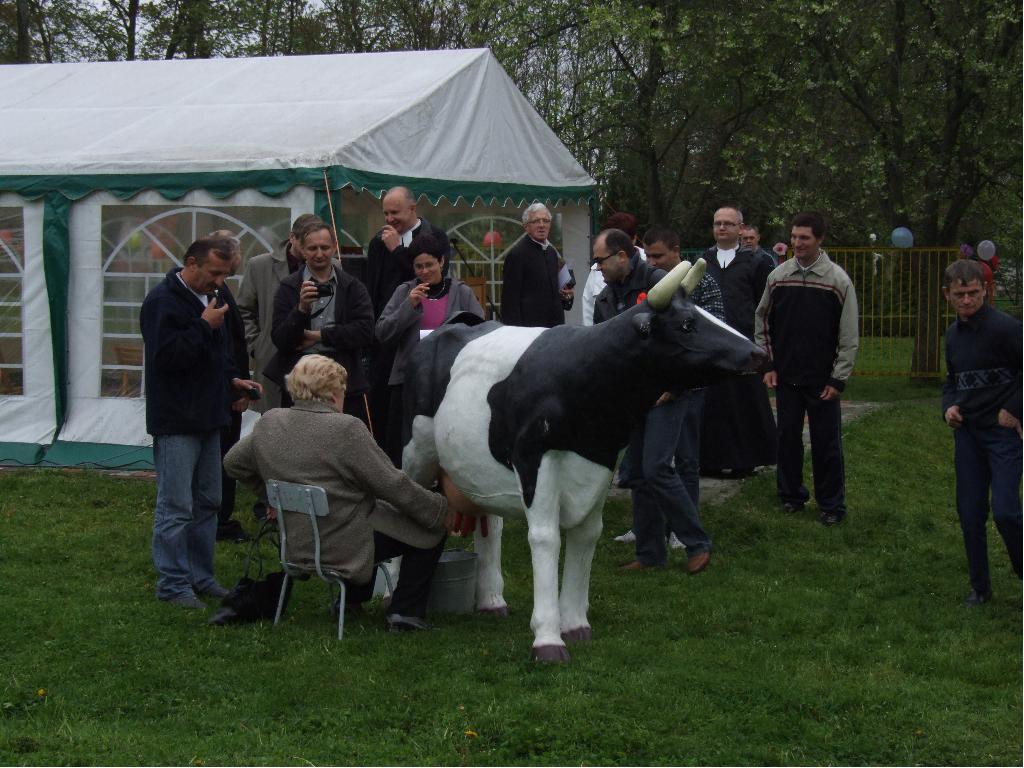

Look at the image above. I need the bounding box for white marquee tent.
[0,48,596,468]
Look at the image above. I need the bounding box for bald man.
[363,186,451,453]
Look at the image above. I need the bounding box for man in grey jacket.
[237,214,320,411]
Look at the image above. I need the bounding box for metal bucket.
[427,550,478,614]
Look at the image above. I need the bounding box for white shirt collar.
[401,219,423,248]
[716,246,737,269]
[176,271,210,306]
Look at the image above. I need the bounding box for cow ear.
[632,312,653,338]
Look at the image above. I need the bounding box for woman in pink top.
[375,232,485,466]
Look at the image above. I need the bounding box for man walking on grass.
[941,259,1022,606]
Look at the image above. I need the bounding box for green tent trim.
[38,441,154,470]
[0,442,47,466]
[0,166,595,206]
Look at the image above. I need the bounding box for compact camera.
[314,281,334,298]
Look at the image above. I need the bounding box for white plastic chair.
[265,479,394,639]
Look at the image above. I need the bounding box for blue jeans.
[620,396,711,566]
[152,431,222,600]
[954,423,1023,594]
[674,389,705,509]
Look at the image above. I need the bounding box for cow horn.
[680,257,707,295]
[647,260,691,311]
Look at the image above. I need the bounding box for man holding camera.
[270,220,375,426]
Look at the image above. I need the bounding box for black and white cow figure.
[402,259,768,662]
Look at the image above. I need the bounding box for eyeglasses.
[713,221,739,228]
[527,217,552,226]
[592,252,615,265]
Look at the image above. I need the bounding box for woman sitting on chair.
[375,231,484,466]
[224,354,458,631]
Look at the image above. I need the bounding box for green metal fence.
[823,247,960,378]
[685,246,968,378]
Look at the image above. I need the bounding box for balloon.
[772,242,788,256]
[482,230,503,249]
[959,243,974,259]
[891,227,914,249]
[977,240,996,261]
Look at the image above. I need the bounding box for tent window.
[100,205,290,397]
[0,207,24,396]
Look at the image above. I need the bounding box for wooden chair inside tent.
[113,344,144,397]
[462,276,489,319]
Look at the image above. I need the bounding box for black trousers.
[384,383,405,468]
[218,410,243,525]
[366,345,398,448]
[954,424,1023,593]
[775,381,846,515]
[347,531,446,618]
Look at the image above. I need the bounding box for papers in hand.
[558,263,573,289]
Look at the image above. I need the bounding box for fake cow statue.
[402,259,767,662]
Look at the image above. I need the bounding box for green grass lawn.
[1,397,1020,765]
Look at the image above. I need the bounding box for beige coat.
[224,399,447,585]
[236,249,292,410]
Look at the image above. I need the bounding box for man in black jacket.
[272,222,375,426]
[700,205,777,477]
[140,237,262,609]
[363,186,450,445]
[941,259,1022,606]
[501,203,572,328]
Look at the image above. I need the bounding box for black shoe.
[781,502,805,514]
[216,521,251,543]
[819,510,845,526]
[963,589,992,607]
[252,502,268,523]
[385,613,431,632]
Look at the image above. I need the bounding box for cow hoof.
[531,644,570,663]
[478,605,509,617]
[561,626,592,644]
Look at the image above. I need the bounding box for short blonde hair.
[285,355,348,403]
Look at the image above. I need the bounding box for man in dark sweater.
[755,211,859,526]
[941,259,1022,607]
[140,237,262,609]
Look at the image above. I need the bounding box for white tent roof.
[0,49,594,196]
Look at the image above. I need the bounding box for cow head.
[631,259,768,390]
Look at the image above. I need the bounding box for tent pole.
[322,170,340,243]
